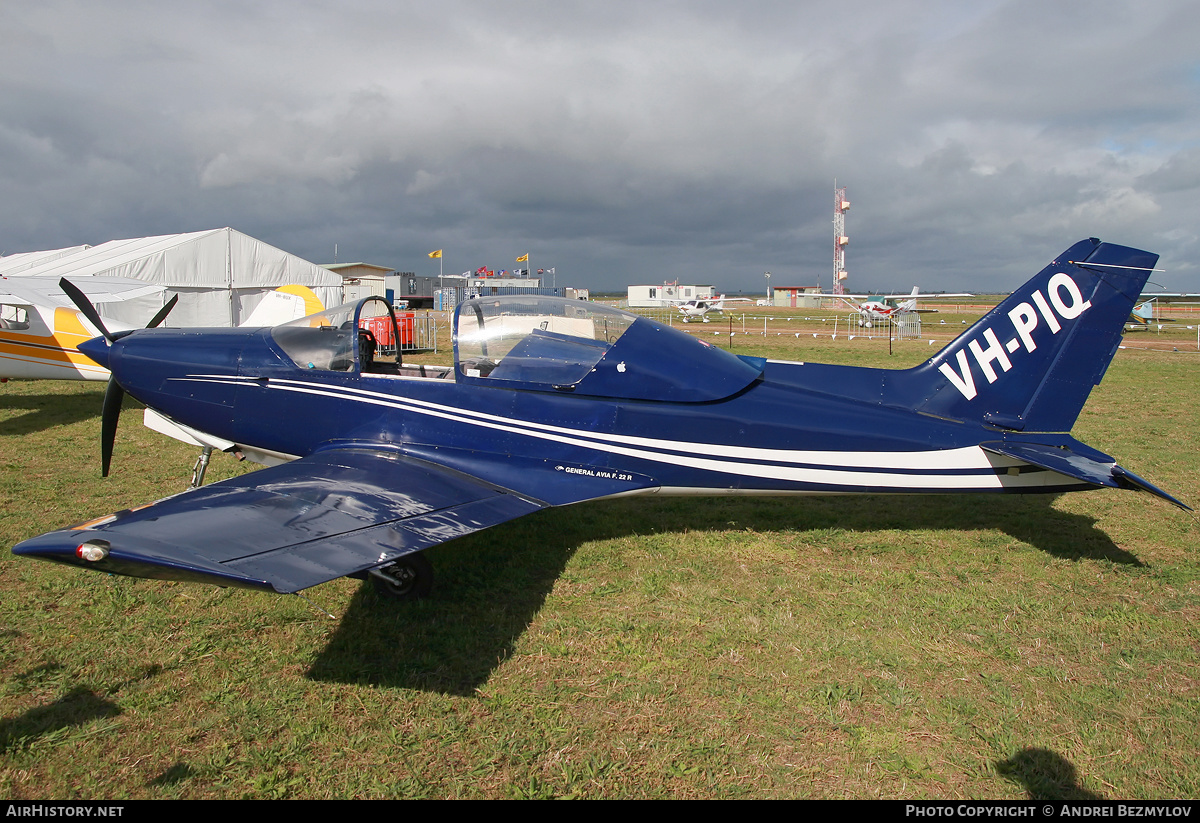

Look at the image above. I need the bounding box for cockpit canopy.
[454,296,763,402]
[271,297,398,372]
[266,294,764,401]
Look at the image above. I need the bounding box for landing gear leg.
[369,553,434,601]
[189,446,214,489]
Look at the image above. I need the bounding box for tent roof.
[1,228,341,289]
[0,246,91,275]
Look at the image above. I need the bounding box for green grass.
[0,337,1197,799]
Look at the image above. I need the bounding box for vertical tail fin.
[895,239,1158,432]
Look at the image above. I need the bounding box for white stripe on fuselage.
[171,374,1090,492]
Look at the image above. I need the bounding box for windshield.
[271,297,399,372]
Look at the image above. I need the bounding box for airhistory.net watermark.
[5,807,123,817]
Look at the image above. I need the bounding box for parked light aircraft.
[0,276,163,381]
[1126,299,1179,328]
[672,295,751,322]
[13,239,1188,602]
[0,279,324,382]
[1127,293,1200,327]
[828,287,973,327]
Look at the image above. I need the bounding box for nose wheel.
[369,553,433,600]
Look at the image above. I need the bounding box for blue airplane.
[12,238,1189,600]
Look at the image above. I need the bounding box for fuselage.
[87,318,1089,508]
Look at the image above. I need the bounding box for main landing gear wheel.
[369,553,433,601]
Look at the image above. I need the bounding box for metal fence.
[895,314,922,340]
[396,312,441,353]
[604,305,932,342]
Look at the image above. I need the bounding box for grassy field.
[0,328,1197,799]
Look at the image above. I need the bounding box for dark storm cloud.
[1,0,1198,292]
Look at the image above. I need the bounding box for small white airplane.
[827,287,973,328]
[0,278,325,382]
[672,295,752,322]
[0,276,164,381]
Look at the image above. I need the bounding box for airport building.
[626,283,714,307]
[770,286,824,308]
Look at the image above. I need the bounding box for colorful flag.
[515,254,528,262]
[428,250,442,259]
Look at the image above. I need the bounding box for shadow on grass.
[308,504,583,695]
[996,747,1103,800]
[0,388,103,436]
[0,664,160,754]
[147,762,198,787]
[0,687,120,753]
[774,491,1145,566]
[307,491,1139,693]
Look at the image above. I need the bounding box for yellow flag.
[428,249,443,259]
[515,253,528,262]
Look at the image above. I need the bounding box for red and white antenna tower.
[833,182,850,295]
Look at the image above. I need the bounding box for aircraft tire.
[371,553,433,601]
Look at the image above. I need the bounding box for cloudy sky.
[2,0,1198,294]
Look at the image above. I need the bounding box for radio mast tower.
[833,183,850,295]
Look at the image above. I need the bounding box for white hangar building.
[0,228,344,327]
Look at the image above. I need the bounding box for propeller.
[145,296,178,330]
[100,377,123,477]
[58,278,178,476]
[58,278,116,342]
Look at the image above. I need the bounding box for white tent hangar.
[0,228,343,327]
[0,246,91,275]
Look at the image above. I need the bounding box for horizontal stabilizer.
[1111,465,1192,511]
[982,441,1190,511]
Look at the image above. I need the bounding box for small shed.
[772,286,823,308]
[322,262,395,301]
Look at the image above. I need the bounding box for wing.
[879,291,973,299]
[0,275,164,307]
[13,449,546,593]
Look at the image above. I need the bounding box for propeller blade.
[100,377,124,478]
[67,285,175,476]
[146,294,179,329]
[58,278,114,342]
